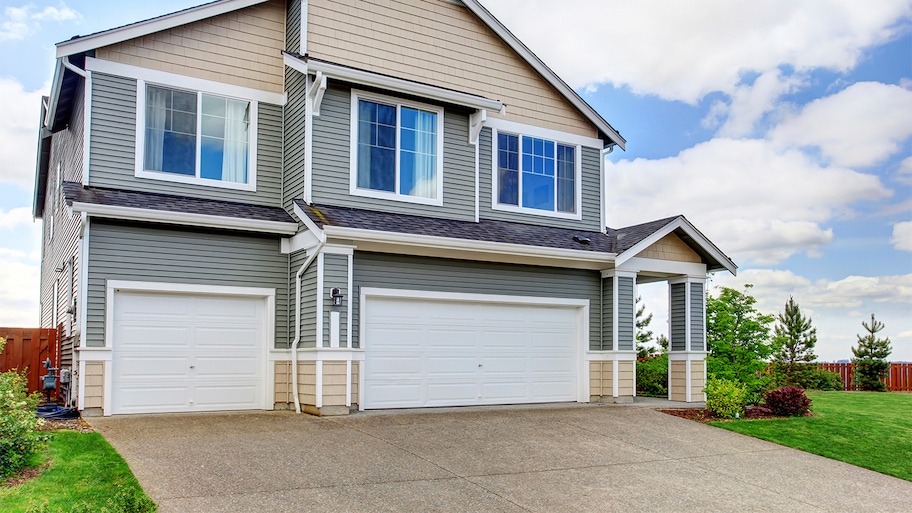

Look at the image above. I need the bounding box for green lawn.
[1,430,156,512]
[710,391,912,481]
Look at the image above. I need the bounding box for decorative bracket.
[469,109,487,145]
[308,71,327,116]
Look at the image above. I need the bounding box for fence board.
[814,362,911,392]
[0,327,60,397]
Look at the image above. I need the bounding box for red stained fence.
[817,362,912,392]
[0,327,60,397]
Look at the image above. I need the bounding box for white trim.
[132,76,260,192]
[290,348,366,361]
[349,89,445,207]
[614,216,738,275]
[490,127,583,221]
[300,0,308,55]
[486,117,603,149]
[345,359,351,407]
[103,360,112,415]
[82,71,92,186]
[612,359,619,398]
[86,57,284,105]
[305,56,502,112]
[283,53,308,75]
[104,280,275,415]
[77,359,85,410]
[70,202,298,235]
[459,0,625,149]
[304,73,314,204]
[316,253,325,348]
[346,254,353,349]
[474,132,480,223]
[315,360,323,408]
[57,0,269,57]
[329,311,340,348]
[77,215,89,348]
[616,257,708,277]
[322,225,615,267]
[359,287,590,405]
[292,202,326,240]
[584,351,638,360]
[281,230,322,254]
[321,244,355,256]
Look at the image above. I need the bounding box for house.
[33,0,736,416]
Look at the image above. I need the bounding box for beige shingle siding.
[322,361,347,406]
[307,0,598,138]
[95,0,286,94]
[691,360,705,402]
[640,233,702,263]
[83,361,104,408]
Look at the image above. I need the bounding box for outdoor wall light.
[330,287,344,307]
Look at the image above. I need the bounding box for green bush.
[636,354,668,397]
[705,377,748,419]
[0,339,49,478]
[802,367,844,391]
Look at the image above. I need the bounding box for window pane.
[171,90,196,113]
[378,103,396,126]
[201,114,225,138]
[369,147,395,191]
[522,171,554,211]
[401,108,437,198]
[498,133,519,206]
[499,168,518,205]
[201,94,226,117]
[557,144,575,213]
[200,136,225,180]
[145,85,197,175]
[400,107,417,129]
[357,100,397,192]
[160,132,196,175]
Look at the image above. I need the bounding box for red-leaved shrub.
[764,387,811,416]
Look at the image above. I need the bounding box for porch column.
[589,270,637,403]
[667,276,707,402]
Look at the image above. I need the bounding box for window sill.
[350,187,444,207]
[135,170,256,192]
[491,203,582,221]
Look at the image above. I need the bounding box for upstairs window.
[496,132,577,215]
[140,84,256,190]
[351,91,444,205]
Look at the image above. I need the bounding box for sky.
[0,0,910,361]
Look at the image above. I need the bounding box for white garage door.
[362,295,581,409]
[111,290,266,414]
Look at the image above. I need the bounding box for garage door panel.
[112,290,266,414]
[364,296,580,409]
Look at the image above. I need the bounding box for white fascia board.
[616,256,707,277]
[43,59,65,129]
[292,202,327,241]
[284,53,308,75]
[301,55,503,112]
[70,202,298,235]
[615,217,737,275]
[460,0,625,150]
[56,0,268,58]
[322,225,615,266]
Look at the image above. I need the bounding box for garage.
[361,290,586,409]
[110,286,269,414]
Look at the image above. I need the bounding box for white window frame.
[135,80,259,192]
[349,89,445,207]
[486,118,588,221]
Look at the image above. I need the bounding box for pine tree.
[635,295,655,358]
[851,314,892,391]
[772,296,817,387]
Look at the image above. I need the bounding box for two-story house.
[33,0,736,417]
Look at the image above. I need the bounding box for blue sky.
[0,0,910,361]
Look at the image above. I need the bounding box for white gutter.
[291,239,325,413]
[69,202,299,235]
[62,56,87,78]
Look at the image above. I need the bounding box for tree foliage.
[706,285,775,403]
[772,296,818,387]
[635,295,656,358]
[851,314,892,391]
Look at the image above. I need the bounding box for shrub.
[764,387,812,416]
[0,339,50,478]
[801,367,844,391]
[636,354,668,397]
[705,377,748,419]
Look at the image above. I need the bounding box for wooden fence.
[0,327,60,397]
[817,362,912,392]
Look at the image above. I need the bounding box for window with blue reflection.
[497,132,575,214]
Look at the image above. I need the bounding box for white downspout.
[291,240,324,413]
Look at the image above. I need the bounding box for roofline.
[460,0,626,150]
[285,54,504,112]
[55,0,268,58]
[322,225,617,268]
[69,202,298,235]
[615,216,738,275]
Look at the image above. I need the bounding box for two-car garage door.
[111,289,267,415]
[362,294,583,409]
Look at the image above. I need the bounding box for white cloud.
[606,138,890,265]
[0,206,34,228]
[0,78,47,188]
[896,157,912,184]
[0,3,80,41]
[716,70,808,137]
[482,0,912,103]
[770,82,912,168]
[892,221,912,251]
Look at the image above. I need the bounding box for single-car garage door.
[111,290,267,414]
[362,294,582,409]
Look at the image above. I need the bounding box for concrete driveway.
[88,404,912,512]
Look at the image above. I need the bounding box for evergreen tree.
[656,334,669,353]
[635,295,655,358]
[772,296,817,387]
[851,314,892,391]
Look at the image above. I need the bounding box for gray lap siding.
[85,220,289,348]
[351,252,603,350]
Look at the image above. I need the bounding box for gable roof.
[611,215,738,275]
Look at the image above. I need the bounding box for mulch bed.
[659,405,784,423]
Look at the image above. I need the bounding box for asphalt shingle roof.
[63,182,296,224]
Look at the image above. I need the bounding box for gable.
[95,0,286,93]
[638,233,702,263]
[306,0,598,138]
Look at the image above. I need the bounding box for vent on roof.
[573,236,591,245]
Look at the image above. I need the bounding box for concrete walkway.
[89,404,911,512]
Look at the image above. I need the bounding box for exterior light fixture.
[330,287,343,307]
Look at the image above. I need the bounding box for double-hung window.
[139,84,256,190]
[495,131,579,217]
[351,90,444,205]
